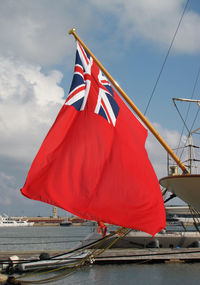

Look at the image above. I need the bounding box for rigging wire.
[173,99,191,134]
[167,64,200,175]
[189,108,200,135]
[173,99,200,167]
[175,66,200,161]
[144,0,190,115]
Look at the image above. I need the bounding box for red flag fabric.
[21,42,166,236]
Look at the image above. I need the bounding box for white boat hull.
[159,174,200,211]
[0,222,34,227]
[0,215,34,227]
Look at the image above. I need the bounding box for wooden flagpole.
[68,28,188,174]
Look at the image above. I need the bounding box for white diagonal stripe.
[101,91,116,126]
[65,89,85,106]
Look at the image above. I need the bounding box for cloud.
[0,55,66,213]
[90,0,200,54]
[0,0,93,65]
[145,122,189,205]
[146,121,187,179]
[0,56,65,162]
[0,172,18,205]
[0,0,200,69]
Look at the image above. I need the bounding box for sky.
[1,0,200,217]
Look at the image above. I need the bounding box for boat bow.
[160,174,200,211]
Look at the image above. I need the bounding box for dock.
[0,229,200,272]
[94,248,200,263]
[0,250,66,261]
[0,248,200,265]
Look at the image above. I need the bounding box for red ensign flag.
[21,43,166,236]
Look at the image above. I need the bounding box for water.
[0,226,92,252]
[0,226,199,284]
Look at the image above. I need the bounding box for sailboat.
[160,98,200,211]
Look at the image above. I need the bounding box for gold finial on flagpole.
[68,28,76,35]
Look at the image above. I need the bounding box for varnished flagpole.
[68,28,188,174]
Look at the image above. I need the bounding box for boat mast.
[173,98,200,174]
[188,127,200,173]
[188,134,192,173]
[69,28,188,174]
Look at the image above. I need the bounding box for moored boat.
[0,214,34,227]
[60,220,72,226]
[160,98,200,211]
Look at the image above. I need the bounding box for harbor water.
[0,226,200,284]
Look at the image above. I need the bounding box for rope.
[189,206,200,233]
[14,227,131,284]
[144,0,190,115]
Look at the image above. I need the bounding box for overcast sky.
[1,0,200,217]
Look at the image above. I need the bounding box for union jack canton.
[65,43,119,126]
